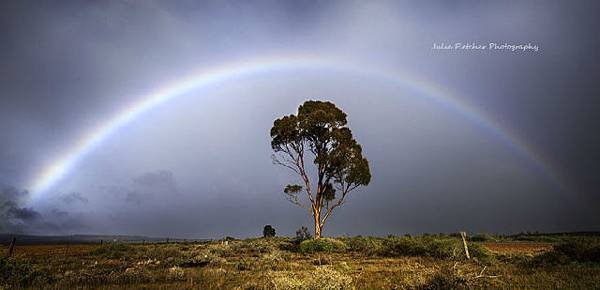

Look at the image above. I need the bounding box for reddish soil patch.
[481,242,553,254]
[11,244,98,258]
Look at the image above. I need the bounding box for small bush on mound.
[534,239,600,265]
[299,238,347,253]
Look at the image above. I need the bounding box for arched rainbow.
[27,54,568,201]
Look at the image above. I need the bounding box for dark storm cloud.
[7,206,41,221]
[0,184,36,229]
[1,184,86,234]
[0,1,599,237]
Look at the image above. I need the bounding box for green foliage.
[144,244,185,266]
[284,184,303,194]
[295,226,312,243]
[469,233,497,242]
[341,235,495,262]
[0,255,51,288]
[512,234,563,243]
[534,239,600,265]
[264,225,277,238]
[345,236,383,255]
[468,242,495,264]
[381,236,458,259]
[270,101,372,188]
[299,238,348,254]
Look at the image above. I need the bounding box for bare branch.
[272,154,300,174]
[284,192,311,213]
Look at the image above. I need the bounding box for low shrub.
[533,239,600,265]
[468,242,494,264]
[306,266,353,289]
[381,236,458,259]
[145,245,184,261]
[269,266,353,290]
[0,256,51,287]
[299,238,347,254]
[91,243,134,259]
[167,266,185,280]
[419,266,468,290]
[345,236,383,255]
[469,234,496,242]
[294,227,312,244]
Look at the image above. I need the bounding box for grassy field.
[1,234,600,289]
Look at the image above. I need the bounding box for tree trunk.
[313,209,322,239]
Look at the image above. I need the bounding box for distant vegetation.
[2,233,600,289]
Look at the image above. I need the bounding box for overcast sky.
[1,1,599,238]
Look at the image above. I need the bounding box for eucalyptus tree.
[270,100,371,238]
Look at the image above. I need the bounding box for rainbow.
[27,54,568,202]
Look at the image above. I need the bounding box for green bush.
[299,238,347,254]
[346,236,383,255]
[468,242,494,264]
[469,234,496,242]
[534,239,600,265]
[381,236,458,259]
[0,256,51,287]
[263,225,276,238]
[92,243,134,259]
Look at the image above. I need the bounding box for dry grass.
[1,236,599,289]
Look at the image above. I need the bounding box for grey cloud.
[7,206,41,221]
[101,170,179,205]
[60,192,89,204]
[132,170,178,194]
[0,184,85,234]
[125,191,146,205]
[50,208,69,218]
[1,184,36,231]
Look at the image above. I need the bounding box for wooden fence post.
[460,231,470,259]
[8,237,16,256]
